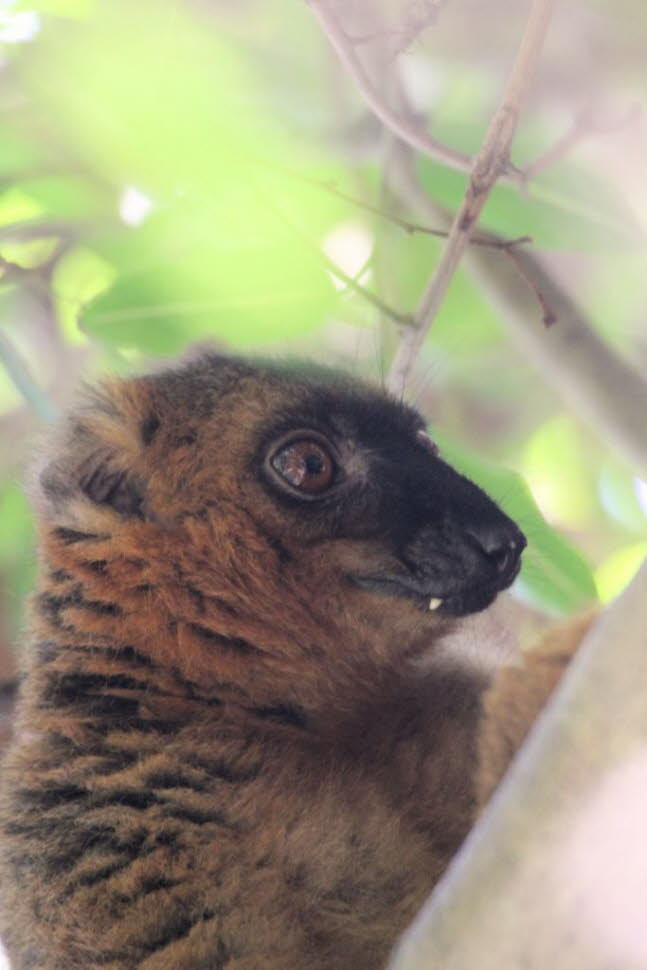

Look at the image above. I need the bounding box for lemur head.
[36,354,525,710]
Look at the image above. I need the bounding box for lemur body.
[0,355,580,969]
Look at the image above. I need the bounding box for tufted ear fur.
[33,352,253,529]
[75,445,144,515]
[35,377,157,521]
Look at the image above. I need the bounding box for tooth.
[428,597,443,611]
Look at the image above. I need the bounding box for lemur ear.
[76,446,144,516]
[36,378,156,520]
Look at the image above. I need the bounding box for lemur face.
[37,353,525,699]
[250,365,525,619]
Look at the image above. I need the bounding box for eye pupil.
[270,438,335,495]
[305,453,324,475]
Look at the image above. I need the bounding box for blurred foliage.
[0,0,645,647]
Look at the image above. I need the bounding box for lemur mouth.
[351,557,522,619]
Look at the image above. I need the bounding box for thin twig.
[388,143,647,478]
[521,102,641,183]
[257,161,532,251]
[305,0,476,177]
[321,251,415,327]
[502,245,557,326]
[387,0,557,395]
[389,0,451,58]
[306,0,631,205]
[248,184,416,329]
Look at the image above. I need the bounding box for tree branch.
[389,558,647,970]
[387,0,557,395]
[388,143,647,480]
[305,0,475,176]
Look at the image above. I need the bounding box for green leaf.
[14,175,110,222]
[17,0,289,194]
[437,434,599,615]
[79,184,342,353]
[520,417,599,529]
[0,130,45,175]
[0,187,44,227]
[82,252,336,353]
[52,245,116,343]
[16,0,364,352]
[595,543,647,603]
[0,236,59,268]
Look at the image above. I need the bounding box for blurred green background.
[0,0,645,665]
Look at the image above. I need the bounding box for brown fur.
[476,612,594,807]
[0,355,586,969]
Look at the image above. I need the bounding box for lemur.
[0,354,586,970]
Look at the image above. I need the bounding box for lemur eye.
[270,438,335,495]
[416,429,440,457]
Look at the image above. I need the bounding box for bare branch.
[387,0,556,395]
[305,0,474,176]
[388,145,647,479]
[389,559,647,970]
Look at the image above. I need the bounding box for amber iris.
[271,440,335,493]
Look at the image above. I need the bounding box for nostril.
[493,547,511,574]
[465,525,525,576]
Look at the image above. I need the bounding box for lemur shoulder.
[0,354,587,970]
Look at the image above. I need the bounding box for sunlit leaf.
[19,0,279,193]
[521,416,598,529]
[595,543,647,603]
[53,245,116,343]
[82,249,336,353]
[0,187,43,227]
[0,236,59,268]
[17,0,353,351]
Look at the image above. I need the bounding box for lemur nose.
[466,523,526,576]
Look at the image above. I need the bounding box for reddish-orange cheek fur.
[37,497,449,719]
